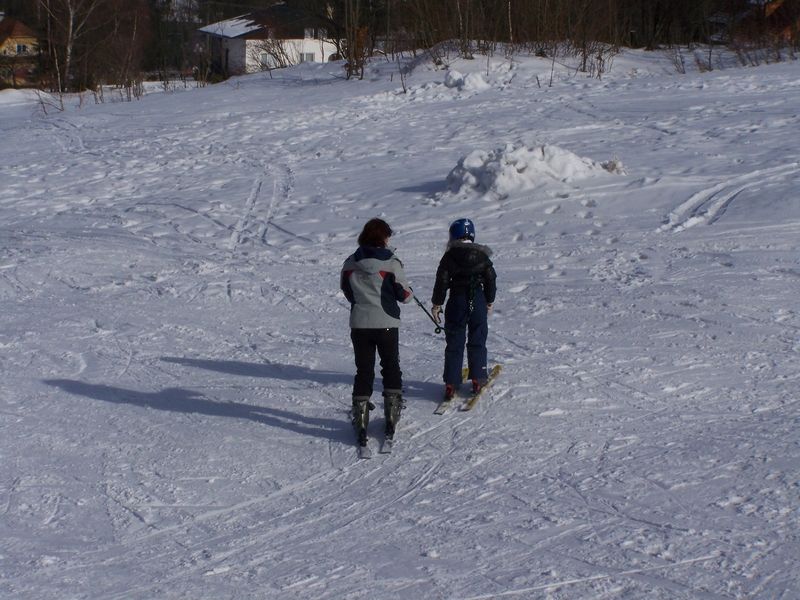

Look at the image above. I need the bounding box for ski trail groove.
[229,173,264,251]
[660,163,799,232]
[460,551,723,599]
[259,163,294,245]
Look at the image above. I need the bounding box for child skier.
[340,218,413,451]
[430,218,497,400]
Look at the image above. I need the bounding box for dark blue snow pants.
[443,289,488,385]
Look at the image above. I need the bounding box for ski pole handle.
[413,296,443,334]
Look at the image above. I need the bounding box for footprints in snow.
[516,195,611,246]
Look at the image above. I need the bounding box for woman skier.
[340,218,413,452]
[431,218,497,400]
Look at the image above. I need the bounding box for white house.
[199,3,339,75]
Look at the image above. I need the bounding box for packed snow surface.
[1,48,800,599]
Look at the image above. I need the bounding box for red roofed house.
[0,12,39,88]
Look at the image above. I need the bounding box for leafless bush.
[34,89,64,115]
[247,39,293,73]
[693,50,711,73]
[663,46,687,74]
[574,41,616,79]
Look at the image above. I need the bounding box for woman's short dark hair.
[358,218,393,248]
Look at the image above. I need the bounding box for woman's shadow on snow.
[159,356,444,404]
[43,378,353,446]
[160,356,352,385]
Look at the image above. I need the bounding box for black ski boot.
[382,389,404,439]
[352,396,374,447]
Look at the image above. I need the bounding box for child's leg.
[443,295,469,384]
[466,291,488,381]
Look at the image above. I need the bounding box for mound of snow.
[444,70,490,91]
[0,88,41,106]
[461,72,490,91]
[444,70,464,89]
[446,142,616,199]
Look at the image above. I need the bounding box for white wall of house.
[218,37,248,74]
[243,38,338,73]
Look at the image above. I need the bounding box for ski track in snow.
[661,163,800,232]
[1,51,800,598]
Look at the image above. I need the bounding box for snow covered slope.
[1,49,799,598]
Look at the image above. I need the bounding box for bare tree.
[343,0,367,78]
[97,0,150,99]
[36,0,114,92]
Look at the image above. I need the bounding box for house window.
[304,28,314,39]
[260,52,277,69]
[16,44,27,55]
[267,28,275,40]
[318,28,327,40]
[300,53,315,63]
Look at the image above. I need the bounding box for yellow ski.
[433,368,470,415]
[460,365,502,411]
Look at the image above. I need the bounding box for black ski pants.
[350,327,402,398]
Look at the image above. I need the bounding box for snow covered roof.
[199,3,320,40]
[198,15,261,39]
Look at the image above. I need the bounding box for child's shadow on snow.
[396,180,447,196]
[403,379,446,404]
[43,379,353,446]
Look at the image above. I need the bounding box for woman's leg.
[375,327,402,391]
[351,329,377,397]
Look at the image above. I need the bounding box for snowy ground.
[1,48,800,599]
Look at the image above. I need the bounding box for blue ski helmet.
[449,218,475,242]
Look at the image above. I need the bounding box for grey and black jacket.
[431,241,496,306]
[341,246,413,329]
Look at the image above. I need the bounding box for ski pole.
[413,295,444,334]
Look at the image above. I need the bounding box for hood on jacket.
[351,246,396,274]
[447,240,493,265]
